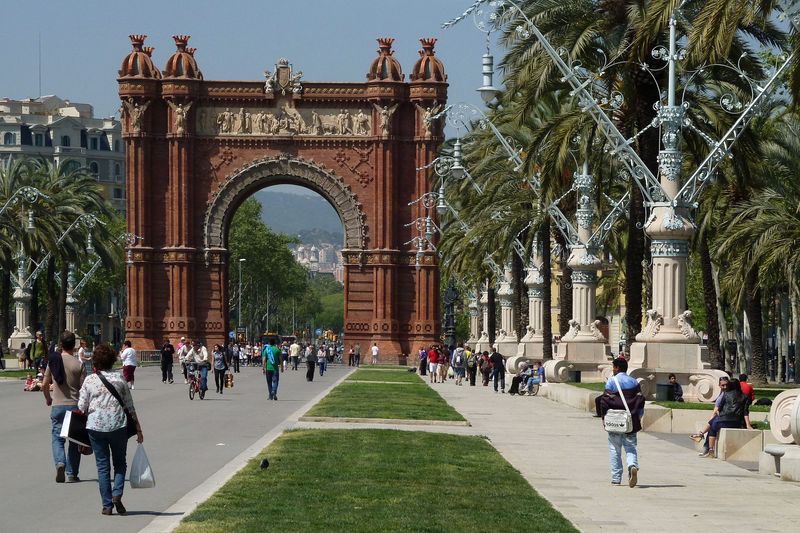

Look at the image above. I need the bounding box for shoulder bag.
[603,374,633,434]
[96,372,138,439]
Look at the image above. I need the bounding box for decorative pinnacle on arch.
[377,37,396,53]
[419,38,437,52]
[173,35,191,50]
[142,46,155,57]
[129,34,147,50]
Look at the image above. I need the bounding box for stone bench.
[759,444,800,481]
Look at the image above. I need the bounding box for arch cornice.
[203,154,368,255]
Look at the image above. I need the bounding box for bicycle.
[187,363,205,400]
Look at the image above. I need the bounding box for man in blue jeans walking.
[596,358,645,487]
[262,339,281,400]
[42,330,85,483]
[489,346,506,393]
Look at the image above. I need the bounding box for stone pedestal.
[474,288,491,353]
[495,264,519,359]
[9,285,34,350]
[467,294,479,346]
[512,260,545,371]
[759,390,800,481]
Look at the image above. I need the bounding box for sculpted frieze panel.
[196,104,372,137]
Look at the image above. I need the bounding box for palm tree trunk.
[45,258,57,342]
[58,263,68,334]
[512,252,525,339]
[792,290,800,384]
[625,181,645,349]
[699,232,723,369]
[732,311,745,374]
[711,265,732,371]
[541,219,553,361]
[30,277,40,339]
[0,269,9,349]
[745,270,767,384]
[554,231,571,336]
[487,281,496,347]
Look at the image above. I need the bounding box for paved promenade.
[0,363,349,533]
[428,381,798,532]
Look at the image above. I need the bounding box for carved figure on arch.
[217,108,233,134]
[123,98,151,133]
[354,109,369,135]
[372,103,398,136]
[167,100,193,135]
[415,101,443,138]
[337,109,352,135]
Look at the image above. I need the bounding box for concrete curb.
[298,416,470,426]
[344,380,423,385]
[139,368,355,533]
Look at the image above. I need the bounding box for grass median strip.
[346,368,423,383]
[176,429,577,533]
[305,381,465,421]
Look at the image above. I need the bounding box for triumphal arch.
[117,35,447,357]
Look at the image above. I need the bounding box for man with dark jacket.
[489,346,505,393]
[160,338,175,383]
[596,358,645,487]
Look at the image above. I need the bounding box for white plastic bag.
[130,444,155,488]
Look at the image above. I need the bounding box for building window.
[34,133,44,146]
[114,140,120,152]
[90,137,98,150]
[61,135,71,147]
[90,161,99,175]
[113,188,123,199]
[63,160,81,173]
[3,132,13,145]
[114,163,121,177]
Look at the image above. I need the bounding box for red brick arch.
[118,38,447,359]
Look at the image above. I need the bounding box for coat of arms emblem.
[264,58,303,96]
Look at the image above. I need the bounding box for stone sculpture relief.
[122,98,151,133]
[197,105,372,137]
[415,101,443,138]
[372,103,399,136]
[167,101,192,134]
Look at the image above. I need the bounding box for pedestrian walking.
[213,344,228,394]
[262,339,281,400]
[119,340,137,390]
[354,343,361,367]
[78,339,92,375]
[465,345,478,386]
[418,346,427,376]
[596,357,645,487]
[160,338,175,384]
[306,347,317,381]
[42,330,85,483]
[281,343,289,372]
[290,340,300,371]
[318,345,327,376]
[78,344,144,515]
[489,346,505,393]
[231,343,240,373]
[451,343,466,386]
[348,346,355,366]
[177,337,189,383]
[371,342,379,364]
[479,351,492,387]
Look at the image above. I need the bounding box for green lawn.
[0,370,30,379]
[346,368,423,383]
[176,429,577,533]
[305,381,464,421]
[654,400,769,412]
[572,382,605,392]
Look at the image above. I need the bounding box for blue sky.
[0,0,499,122]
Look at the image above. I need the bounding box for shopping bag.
[130,444,156,488]
[60,410,91,448]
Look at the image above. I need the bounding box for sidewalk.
[427,381,797,532]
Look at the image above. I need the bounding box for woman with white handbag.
[596,358,645,487]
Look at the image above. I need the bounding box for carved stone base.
[8,329,34,351]
[544,342,612,383]
[629,341,707,371]
[630,367,729,403]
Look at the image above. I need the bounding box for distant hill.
[254,190,343,244]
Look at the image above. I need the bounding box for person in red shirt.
[427,346,439,383]
[739,374,755,404]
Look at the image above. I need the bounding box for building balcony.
[54,146,86,155]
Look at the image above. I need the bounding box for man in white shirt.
[186,340,209,393]
[289,341,301,371]
[119,340,137,389]
[371,343,379,365]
